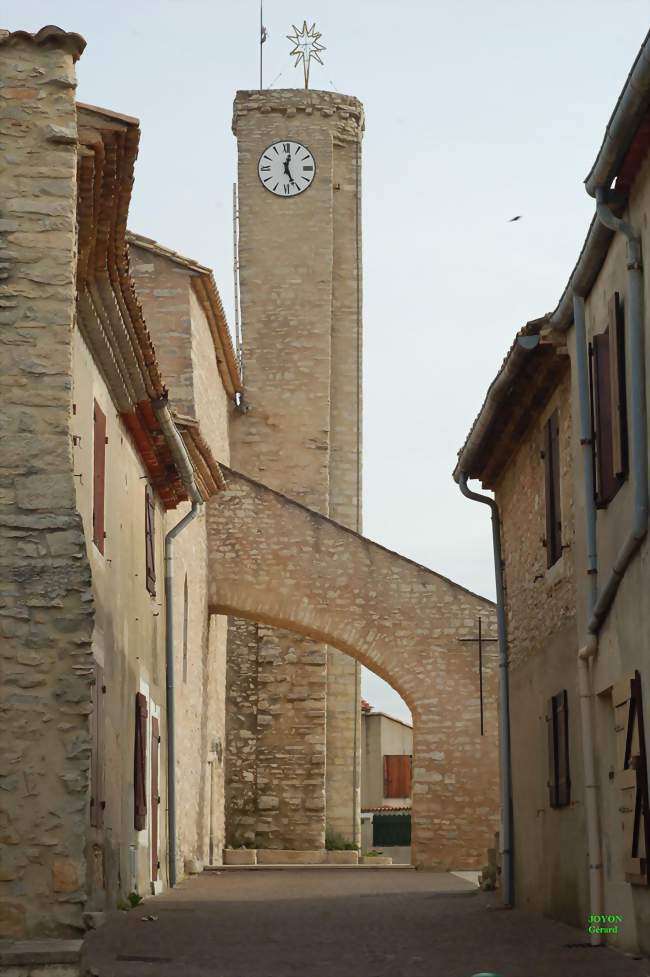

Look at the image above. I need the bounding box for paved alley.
[83,869,650,977]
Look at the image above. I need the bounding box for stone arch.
[208,467,500,868]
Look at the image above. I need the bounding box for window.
[542,410,562,568]
[546,690,570,808]
[590,292,628,507]
[383,754,412,799]
[145,484,156,596]
[612,671,650,885]
[92,400,106,554]
[134,692,148,830]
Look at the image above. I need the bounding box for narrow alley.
[83,869,649,977]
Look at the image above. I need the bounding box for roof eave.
[585,28,650,197]
[452,317,549,483]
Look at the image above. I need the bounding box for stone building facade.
[455,330,585,924]
[455,26,650,953]
[0,31,237,940]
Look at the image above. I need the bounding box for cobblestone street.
[83,869,650,977]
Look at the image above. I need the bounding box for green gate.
[372,813,411,847]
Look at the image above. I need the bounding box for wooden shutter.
[591,310,627,508]
[383,755,412,798]
[546,696,557,807]
[134,692,148,831]
[609,292,628,479]
[612,672,650,885]
[89,665,105,828]
[555,690,571,807]
[543,411,562,567]
[145,485,156,596]
[92,401,106,554]
[547,691,570,808]
[151,716,160,881]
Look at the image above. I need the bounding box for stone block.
[256,795,278,811]
[256,850,326,865]
[0,901,26,938]
[51,860,79,893]
[326,850,358,864]
[15,475,74,511]
[360,855,393,865]
[223,849,256,865]
[0,939,82,976]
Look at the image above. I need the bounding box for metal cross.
[457,616,498,736]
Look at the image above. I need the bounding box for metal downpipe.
[458,474,513,907]
[572,293,604,944]
[154,399,203,888]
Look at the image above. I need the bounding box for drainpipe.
[588,191,648,635]
[458,474,513,907]
[572,292,603,944]
[153,399,203,887]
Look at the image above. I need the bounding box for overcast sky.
[13,2,650,722]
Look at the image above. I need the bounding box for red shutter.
[383,755,412,799]
[134,692,148,831]
[145,485,156,596]
[93,401,106,554]
[151,716,160,881]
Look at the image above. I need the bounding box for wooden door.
[151,716,160,882]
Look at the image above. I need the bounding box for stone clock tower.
[225,89,364,851]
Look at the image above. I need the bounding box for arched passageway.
[208,467,500,868]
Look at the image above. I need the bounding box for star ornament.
[287,21,326,89]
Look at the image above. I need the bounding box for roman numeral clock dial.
[258,141,316,197]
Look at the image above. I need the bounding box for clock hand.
[283,155,295,184]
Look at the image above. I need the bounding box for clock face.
[258,140,316,197]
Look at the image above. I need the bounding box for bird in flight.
[508,215,523,222]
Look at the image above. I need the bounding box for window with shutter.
[134,692,148,831]
[383,755,412,799]
[543,411,562,567]
[546,690,570,808]
[92,401,106,554]
[590,294,628,507]
[612,672,650,885]
[145,484,156,596]
[89,664,105,829]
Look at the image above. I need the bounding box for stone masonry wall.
[210,469,500,868]
[0,32,94,937]
[226,90,365,850]
[493,364,585,924]
[497,365,576,672]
